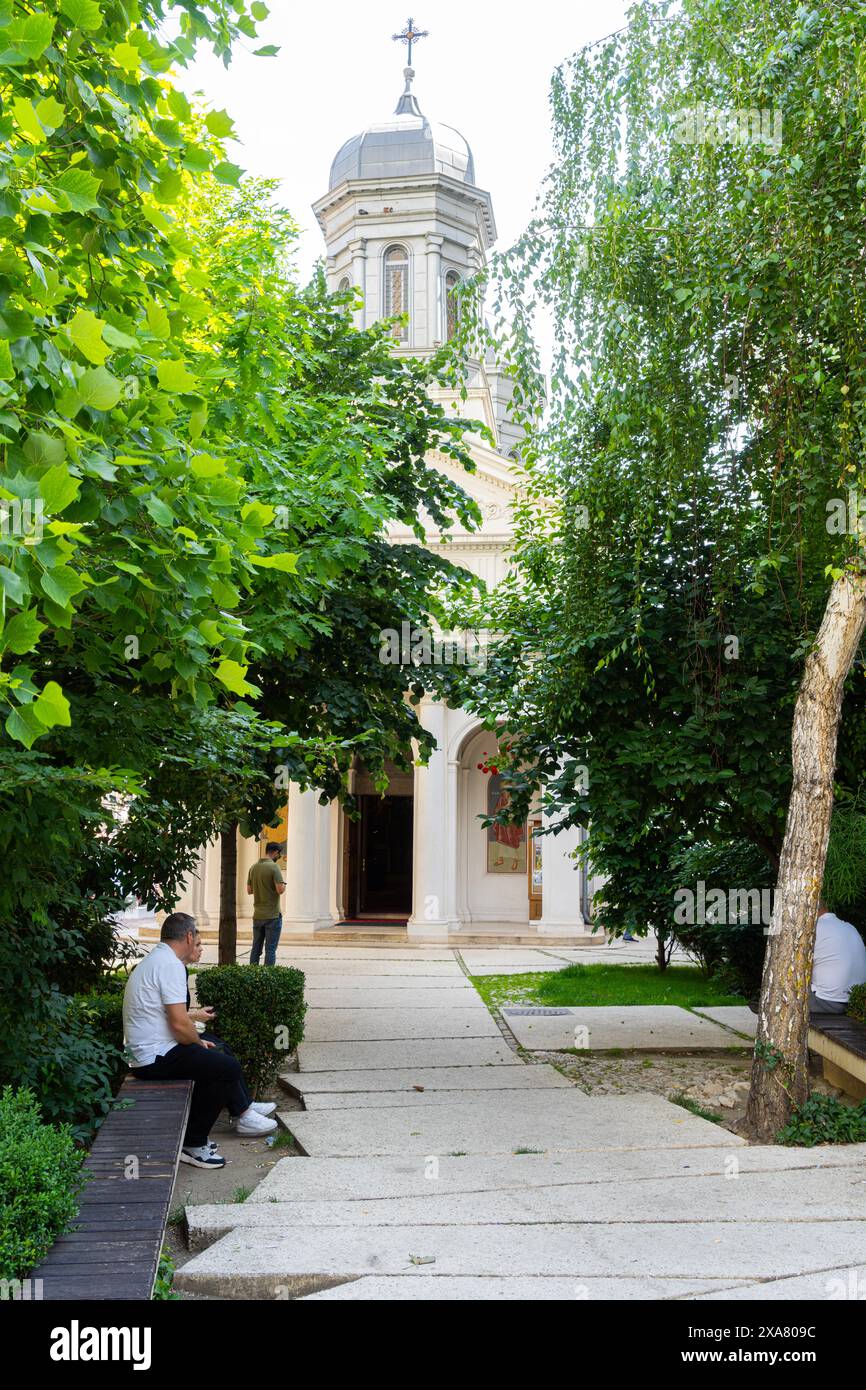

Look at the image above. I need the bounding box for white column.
[407,700,450,941]
[443,757,460,931]
[349,237,367,330]
[281,783,335,934]
[425,233,444,346]
[537,812,587,936]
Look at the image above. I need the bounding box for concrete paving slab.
[282,1092,743,1158]
[302,1008,501,1042]
[693,1266,866,1300]
[692,1007,758,1039]
[295,976,473,992]
[244,1145,866,1205]
[283,1064,570,1097]
[185,1166,866,1250]
[298,1275,737,1300]
[277,960,464,977]
[174,1220,866,1299]
[468,964,573,976]
[460,950,572,970]
[300,1086,578,1110]
[302,988,481,1009]
[297,1039,521,1071]
[276,947,456,961]
[502,1005,749,1051]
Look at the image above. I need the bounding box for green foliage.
[776,1094,866,1147]
[446,0,866,962]
[669,1093,723,1125]
[3,988,121,1138]
[0,1086,86,1280]
[846,984,866,1026]
[70,991,127,1093]
[670,840,772,998]
[825,804,866,912]
[151,1245,180,1300]
[0,0,278,740]
[195,964,306,1096]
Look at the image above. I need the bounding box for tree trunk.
[218,821,239,966]
[745,571,866,1142]
[655,928,668,972]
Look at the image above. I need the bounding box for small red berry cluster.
[476,753,499,776]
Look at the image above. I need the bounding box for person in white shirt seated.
[809,900,866,1016]
[122,913,278,1168]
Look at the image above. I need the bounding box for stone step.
[138,927,596,947]
[173,1218,866,1299]
[280,1092,745,1159]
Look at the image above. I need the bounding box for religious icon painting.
[486,771,527,873]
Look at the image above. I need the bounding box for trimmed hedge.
[195,964,306,1096]
[847,982,866,1025]
[0,1086,87,1281]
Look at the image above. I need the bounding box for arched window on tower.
[338,276,351,294]
[383,245,409,342]
[445,270,461,340]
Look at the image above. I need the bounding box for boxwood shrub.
[847,982,866,1025]
[195,965,306,1096]
[0,1086,87,1281]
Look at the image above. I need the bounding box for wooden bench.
[32,1076,192,1301]
[809,1014,866,1102]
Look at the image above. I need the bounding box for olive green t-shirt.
[248,856,284,921]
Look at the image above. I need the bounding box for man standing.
[123,913,277,1168]
[809,899,866,1014]
[247,841,285,966]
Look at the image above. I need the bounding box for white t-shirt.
[811,913,866,1003]
[122,942,188,1067]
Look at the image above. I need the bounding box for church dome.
[328,67,475,190]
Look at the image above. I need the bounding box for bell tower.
[312,22,520,454]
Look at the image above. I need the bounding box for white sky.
[181,1,632,286]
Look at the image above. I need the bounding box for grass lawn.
[471,963,745,1014]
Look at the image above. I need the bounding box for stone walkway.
[175,945,866,1301]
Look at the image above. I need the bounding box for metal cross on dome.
[392,16,429,66]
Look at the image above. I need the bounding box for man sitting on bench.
[809,899,866,1016]
[123,912,278,1168]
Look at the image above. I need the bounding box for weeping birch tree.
[466,0,866,1139]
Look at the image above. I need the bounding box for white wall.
[459,726,528,926]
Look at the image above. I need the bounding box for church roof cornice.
[313,173,496,247]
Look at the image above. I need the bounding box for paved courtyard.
[175,943,866,1301]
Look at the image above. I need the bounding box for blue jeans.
[251,914,282,966]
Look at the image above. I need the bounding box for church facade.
[164,62,592,943]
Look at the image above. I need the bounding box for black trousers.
[131,1041,251,1148]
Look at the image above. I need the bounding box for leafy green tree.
[453,0,866,1138]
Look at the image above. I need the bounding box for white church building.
[159,53,593,944]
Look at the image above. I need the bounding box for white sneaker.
[250,1101,276,1116]
[235,1109,278,1136]
[180,1144,226,1169]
